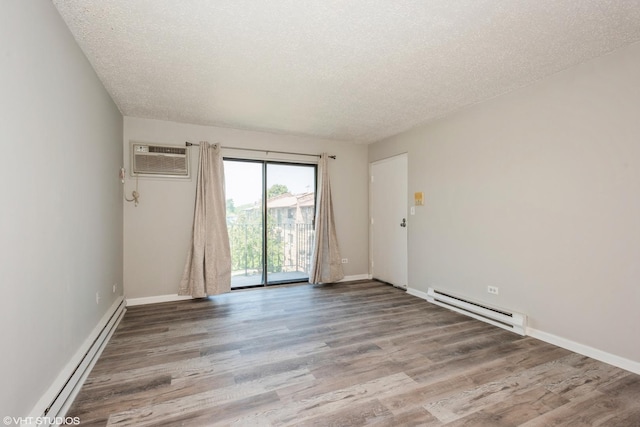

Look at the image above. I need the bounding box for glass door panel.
[266,163,316,284]
[224,160,264,288]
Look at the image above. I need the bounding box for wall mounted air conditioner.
[131,142,189,178]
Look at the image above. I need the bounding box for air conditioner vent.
[147,146,186,155]
[131,142,189,178]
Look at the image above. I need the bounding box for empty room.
[2,1,640,426]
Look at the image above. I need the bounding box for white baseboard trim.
[406,287,429,300]
[128,276,372,306]
[340,274,370,282]
[126,294,193,306]
[527,327,640,376]
[27,295,126,424]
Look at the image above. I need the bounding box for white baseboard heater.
[426,287,526,335]
[32,297,126,423]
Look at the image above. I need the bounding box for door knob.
[400,218,407,227]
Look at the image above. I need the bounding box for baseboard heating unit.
[28,296,126,424]
[426,287,526,335]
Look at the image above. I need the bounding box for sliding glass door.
[225,159,316,289]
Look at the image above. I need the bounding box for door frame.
[224,157,318,289]
[369,153,408,289]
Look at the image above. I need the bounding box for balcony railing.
[227,222,315,282]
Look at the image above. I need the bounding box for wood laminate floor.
[68,280,640,426]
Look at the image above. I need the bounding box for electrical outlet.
[341,258,348,264]
[96,291,101,304]
[487,286,499,295]
[113,283,117,293]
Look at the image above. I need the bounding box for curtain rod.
[185,142,336,159]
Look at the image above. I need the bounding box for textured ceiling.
[53,1,640,143]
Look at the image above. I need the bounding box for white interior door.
[370,154,408,288]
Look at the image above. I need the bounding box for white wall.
[0,2,123,416]
[369,42,640,365]
[124,117,368,299]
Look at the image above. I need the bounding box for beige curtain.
[178,142,231,298]
[309,153,344,284]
